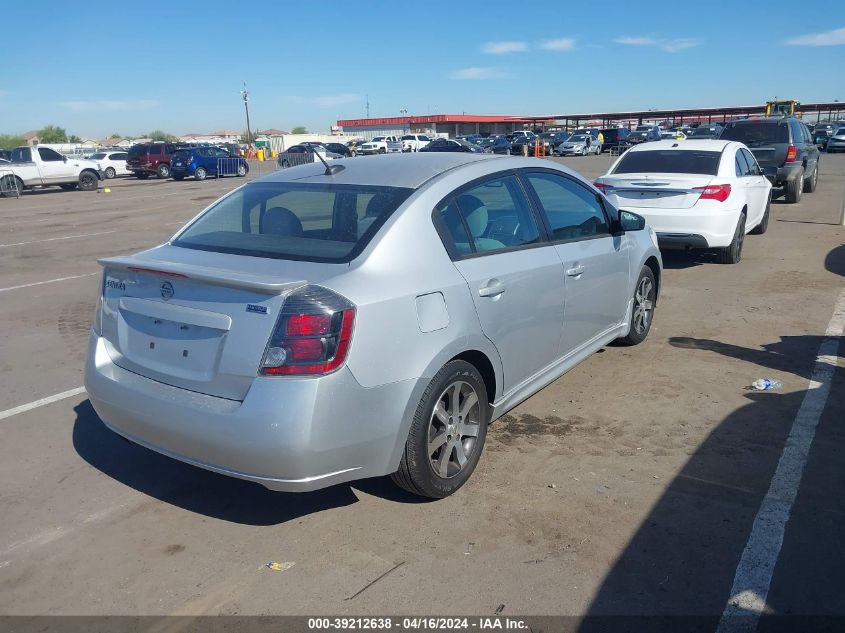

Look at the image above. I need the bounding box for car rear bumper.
[766,162,804,185]
[620,205,741,249]
[84,332,418,492]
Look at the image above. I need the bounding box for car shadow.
[660,249,716,269]
[577,333,844,631]
[824,244,845,277]
[72,400,428,526]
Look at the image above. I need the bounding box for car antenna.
[310,145,345,176]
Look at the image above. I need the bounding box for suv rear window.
[174,182,414,263]
[613,149,722,175]
[721,121,790,146]
[128,145,147,157]
[172,150,191,160]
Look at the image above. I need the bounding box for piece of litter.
[266,561,295,572]
[548,484,557,489]
[103,188,111,193]
[465,542,475,555]
[751,378,782,391]
[495,604,505,615]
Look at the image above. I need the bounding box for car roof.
[256,153,503,188]
[626,139,733,152]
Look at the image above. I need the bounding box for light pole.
[240,82,252,147]
[400,108,408,133]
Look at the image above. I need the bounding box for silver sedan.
[85,153,662,498]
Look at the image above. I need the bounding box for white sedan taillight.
[693,183,731,202]
[260,286,355,376]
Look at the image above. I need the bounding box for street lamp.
[400,108,408,133]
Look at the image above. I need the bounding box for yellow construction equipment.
[765,99,801,117]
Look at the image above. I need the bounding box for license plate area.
[118,309,226,381]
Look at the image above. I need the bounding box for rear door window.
[735,150,750,176]
[435,175,541,257]
[613,150,722,175]
[741,148,760,174]
[174,182,413,263]
[524,172,609,241]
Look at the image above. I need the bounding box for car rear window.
[172,150,191,160]
[602,130,620,141]
[613,149,722,175]
[128,145,147,156]
[174,182,414,263]
[720,121,790,146]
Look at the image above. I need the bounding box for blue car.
[171,146,249,181]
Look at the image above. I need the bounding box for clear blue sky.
[2,0,843,138]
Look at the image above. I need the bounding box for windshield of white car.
[174,182,414,263]
[613,150,722,175]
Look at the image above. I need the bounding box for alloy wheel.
[632,276,654,334]
[427,381,481,479]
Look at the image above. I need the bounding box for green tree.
[0,134,26,150]
[68,134,81,143]
[147,130,177,142]
[38,125,68,143]
[110,133,122,139]
[291,126,308,134]
[240,129,254,144]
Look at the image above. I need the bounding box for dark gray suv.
[720,117,819,203]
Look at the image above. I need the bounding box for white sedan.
[88,150,129,179]
[594,139,772,264]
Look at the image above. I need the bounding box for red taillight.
[693,183,732,202]
[593,182,614,192]
[785,145,798,162]
[260,286,355,376]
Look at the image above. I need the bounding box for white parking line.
[0,272,98,293]
[0,230,116,248]
[0,386,86,421]
[716,288,845,632]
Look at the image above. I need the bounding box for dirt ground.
[0,154,843,620]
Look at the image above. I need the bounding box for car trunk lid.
[98,247,337,401]
[599,173,714,209]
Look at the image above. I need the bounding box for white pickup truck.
[358,136,402,155]
[0,145,104,197]
[401,134,432,152]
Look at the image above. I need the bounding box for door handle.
[566,265,585,277]
[478,282,506,298]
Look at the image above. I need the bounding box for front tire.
[237,162,248,177]
[104,167,116,179]
[618,266,656,346]
[784,169,803,203]
[391,360,490,499]
[194,166,207,181]
[78,170,98,191]
[716,212,746,264]
[1,175,24,197]
[751,196,770,235]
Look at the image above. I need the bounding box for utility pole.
[366,94,370,119]
[240,82,252,146]
[400,108,408,133]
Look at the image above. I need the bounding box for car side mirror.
[612,210,646,234]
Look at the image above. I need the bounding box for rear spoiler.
[98,256,305,296]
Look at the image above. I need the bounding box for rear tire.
[716,212,746,264]
[784,169,803,203]
[237,162,248,177]
[803,164,818,193]
[104,167,116,179]
[618,266,656,346]
[194,166,207,181]
[78,170,98,191]
[391,360,490,499]
[751,196,770,235]
[156,163,170,179]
